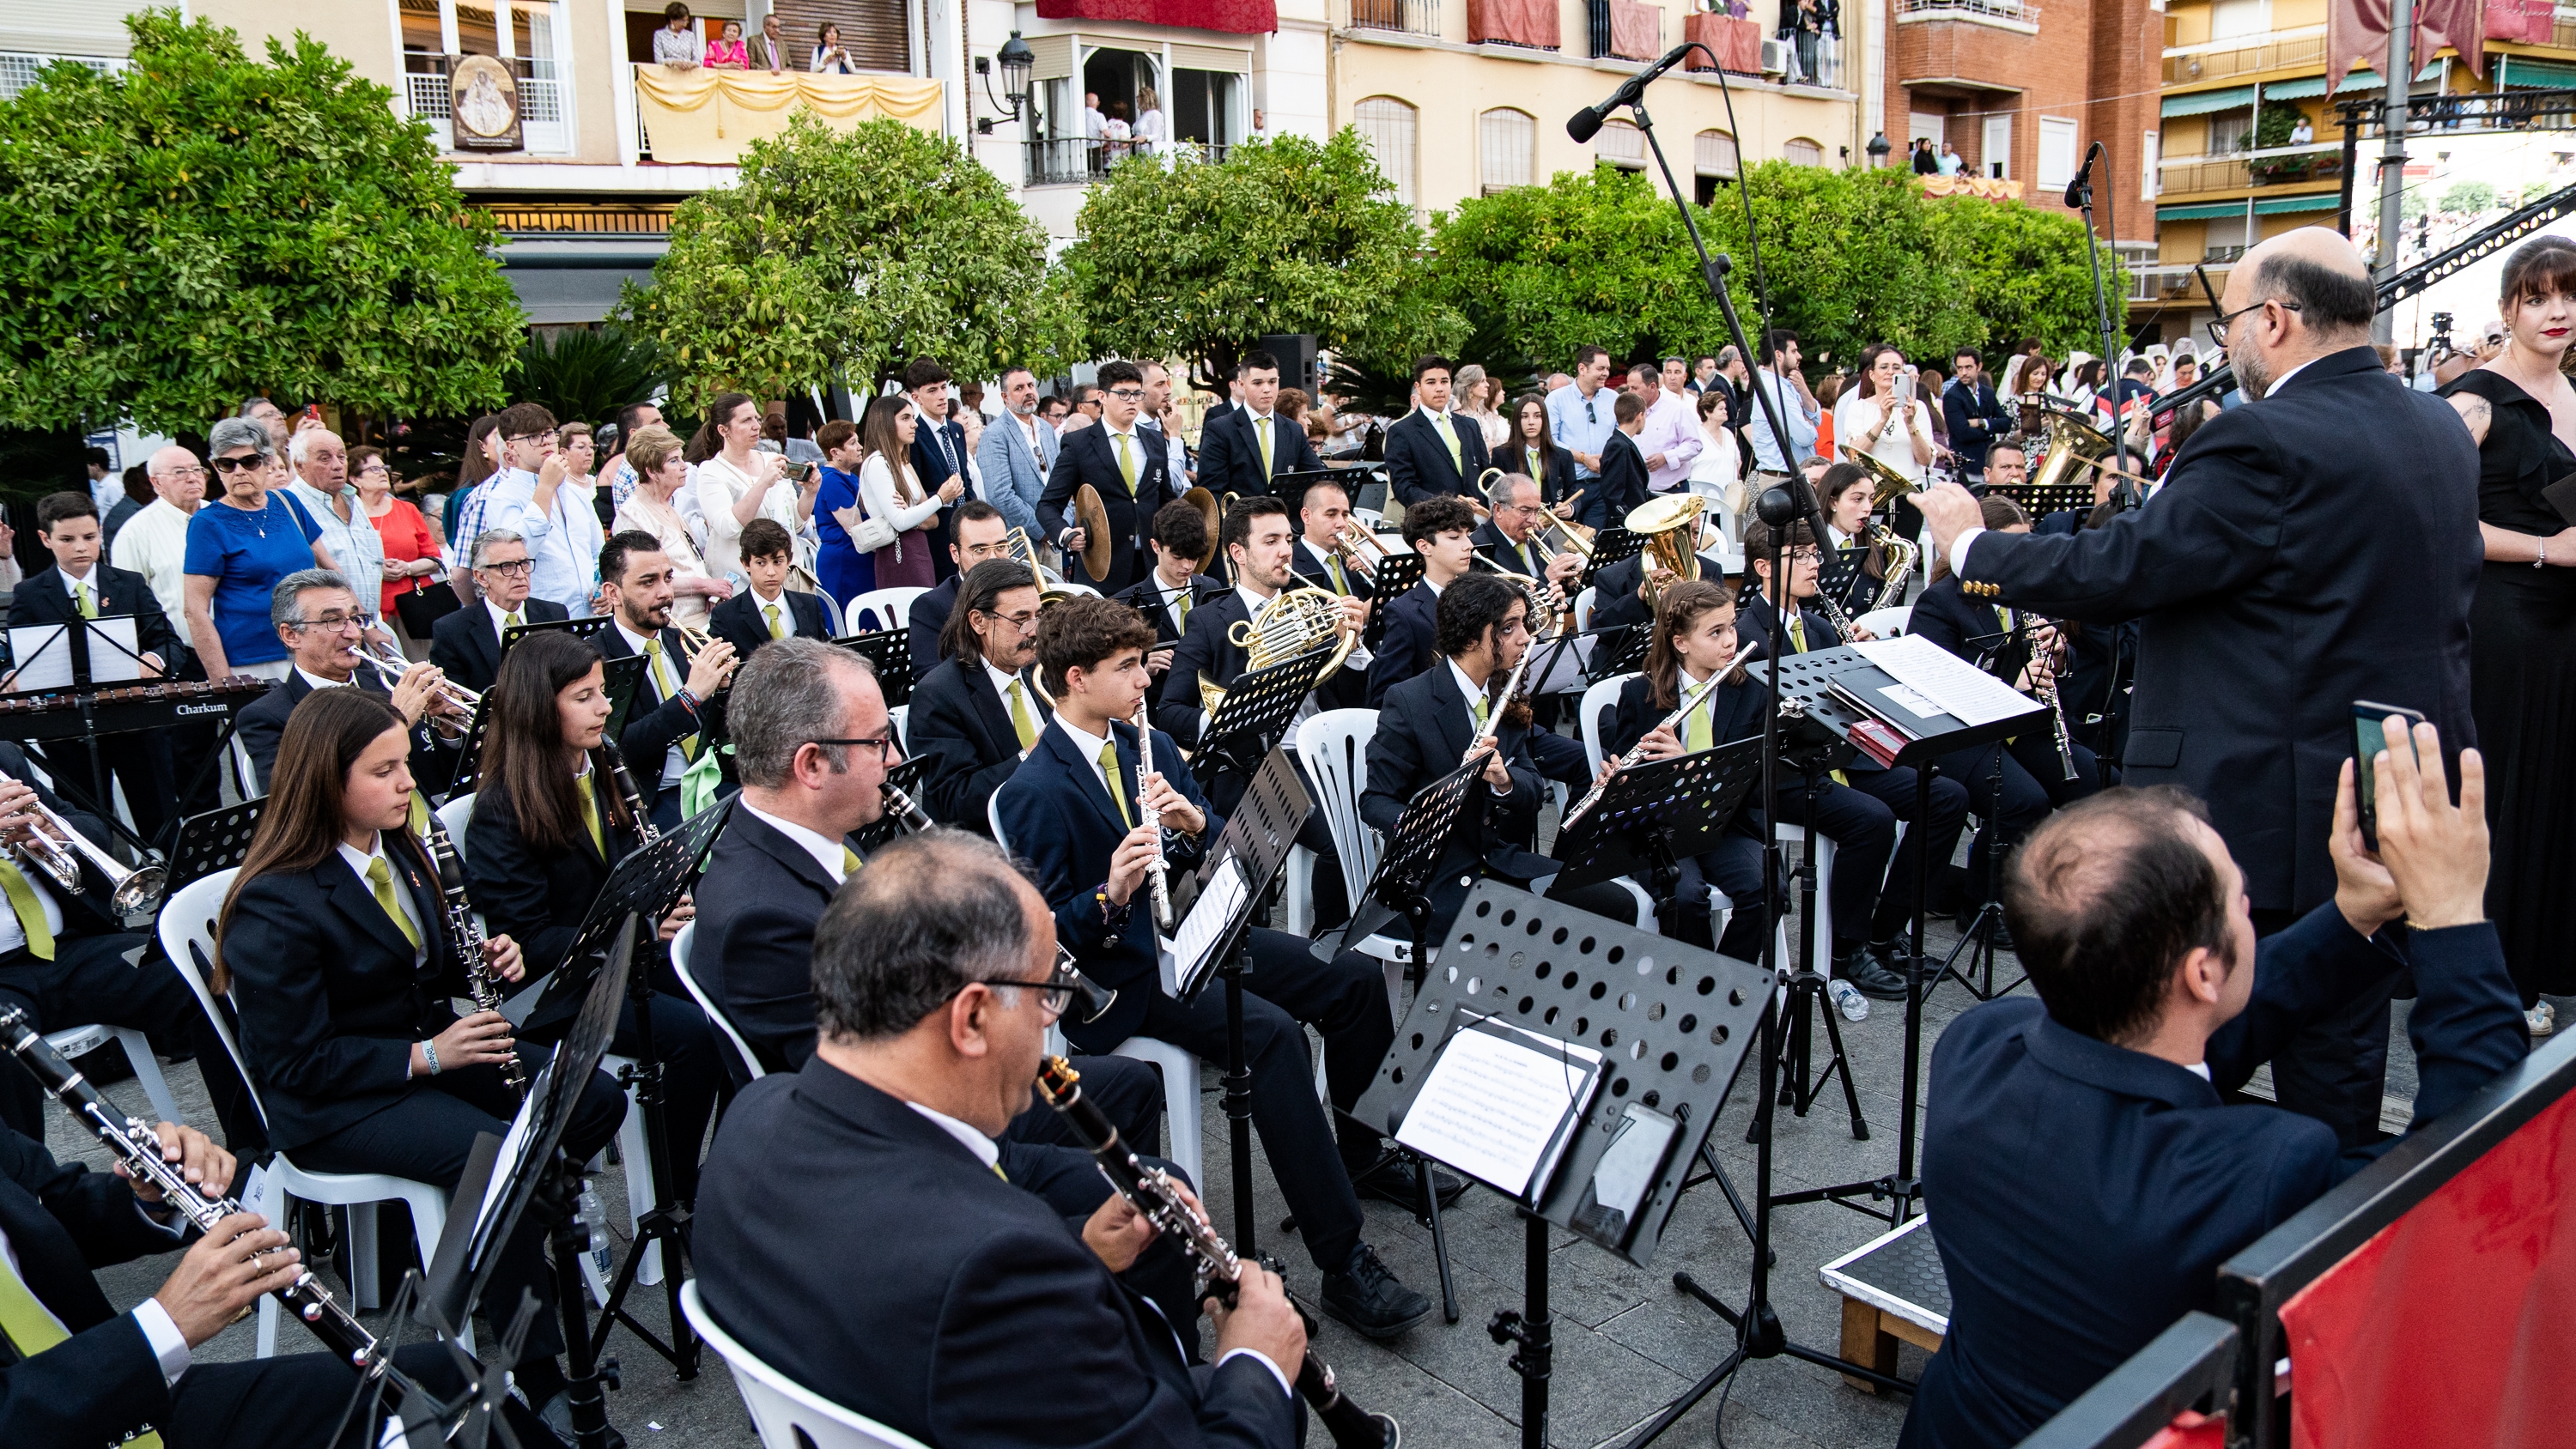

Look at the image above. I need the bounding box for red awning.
[1035,0,1279,34]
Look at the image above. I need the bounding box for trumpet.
[358,641,482,714]
[0,763,165,913]
[1133,696,1175,933]
[1325,518,1393,588]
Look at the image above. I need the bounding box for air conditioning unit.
[1760,37,1789,75]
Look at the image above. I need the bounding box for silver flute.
[1134,696,1175,933]
[0,1005,434,1400]
[415,807,526,1098]
[1559,641,1764,834]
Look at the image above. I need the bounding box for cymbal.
[1181,485,1221,543]
[1076,483,1112,581]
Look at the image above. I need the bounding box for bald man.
[1910,227,2482,1147]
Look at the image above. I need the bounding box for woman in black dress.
[2440,234,2576,1038]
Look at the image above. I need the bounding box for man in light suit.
[1383,355,1492,507]
[1197,349,1326,500]
[1909,227,2485,1147]
[975,365,1051,542]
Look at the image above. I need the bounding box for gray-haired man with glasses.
[427,530,569,693]
[233,569,465,793]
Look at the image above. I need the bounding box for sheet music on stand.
[1771,645,2047,770]
[4,616,146,692]
[1394,1013,1603,1202]
[853,755,932,852]
[501,616,613,656]
[1176,744,1312,999]
[831,628,913,706]
[1548,737,1765,894]
[167,799,269,888]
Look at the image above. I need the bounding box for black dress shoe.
[1834,948,1911,1002]
[1321,1244,1432,1339]
[1349,1155,1467,1209]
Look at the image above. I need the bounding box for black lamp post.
[975,31,1035,134]
[1865,130,1891,169]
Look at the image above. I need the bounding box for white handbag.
[834,503,898,554]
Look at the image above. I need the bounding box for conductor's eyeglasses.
[2206,298,2300,350]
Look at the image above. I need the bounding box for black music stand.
[1191,652,1326,790]
[1361,555,1425,650]
[1988,481,2099,519]
[167,799,269,888]
[525,799,733,1395]
[830,628,913,706]
[501,616,614,654]
[1937,618,2038,1002]
[1352,881,1770,1449]
[3,615,175,861]
[1327,760,1479,974]
[1549,738,1764,901]
[1586,621,1654,682]
[1581,525,1646,589]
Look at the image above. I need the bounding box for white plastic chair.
[40,1022,179,1126]
[887,704,908,753]
[1296,708,1429,1010]
[844,587,925,636]
[683,1278,932,1449]
[155,871,465,1355]
[1855,605,1911,639]
[671,922,763,1085]
[988,788,1200,1189]
[1572,586,1598,634]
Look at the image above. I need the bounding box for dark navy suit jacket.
[690,806,849,1079]
[1384,409,1490,507]
[428,596,569,694]
[1154,588,1255,749]
[1365,580,1439,709]
[907,655,1054,833]
[237,668,460,797]
[1955,346,2481,912]
[1905,573,2016,670]
[1605,671,1768,842]
[708,585,831,662]
[1040,422,1178,594]
[694,1059,1297,1449]
[598,621,713,815]
[1360,662,1546,923]
[1903,908,2526,1449]
[1197,404,1323,500]
[7,563,175,670]
[1584,429,1651,530]
[906,574,962,682]
[1735,588,1885,776]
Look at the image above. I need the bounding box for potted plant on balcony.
[2244,101,2311,185]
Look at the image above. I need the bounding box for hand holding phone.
[2352,699,2426,846]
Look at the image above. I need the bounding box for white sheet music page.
[1852,634,2032,728]
[1170,857,1247,989]
[1396,1021,1599,1197]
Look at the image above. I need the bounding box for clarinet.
[416,806,526,1098]
[598,743,662,845]
[2029,627,2081,784]
[879,779,934,833]
[1558,641,1764,834]
[1037,1057,1400,1449]
[0,1005,434,1400]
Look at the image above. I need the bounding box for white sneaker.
[2525,1001,2555,1037]
[1828,979,1868,1022]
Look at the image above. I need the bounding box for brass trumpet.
[358,642,482,714]
[0,765,165,913]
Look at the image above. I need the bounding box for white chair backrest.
[845,586,926,636]
[670,922,765,1082]
[1573,586,1597,634]
[1295,710,1380,906]
[987,788,1012,853]
[1854,604,1911,639]
[436,793,477,856]
[681,1280,933,1449]
[888,704,908,753]
[156,870,270,1133]
[1579,672,1640,775]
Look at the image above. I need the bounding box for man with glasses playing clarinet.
[234,569,465,796]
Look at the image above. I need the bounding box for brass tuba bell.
[2026,405,2116,497]
[1624,494,1706,603]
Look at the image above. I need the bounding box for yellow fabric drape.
[632,68,944,163]
[1918,175,2022,202]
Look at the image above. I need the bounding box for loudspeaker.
[1257,333,1318,394]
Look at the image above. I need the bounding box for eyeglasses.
[809,733,901,766]
[156,465,208,480]
[1107,388,1146,401]
[210,455,268,474]
[2205,298,2300,351]
[287,611,368,633]
[961,542,1013,561]
[961,948,1113,1024]
[477,559,535,576]
[981,609,1041,632]
[1784,548,1824,563]
[505,432,550,446]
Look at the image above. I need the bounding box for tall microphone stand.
[2064,141,2139,510]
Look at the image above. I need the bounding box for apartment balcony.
[1352,0,1443,36]
[1896,0,2042,29]
[1023,136,1231,187]
[629,64,940,166]
[2157,142,2344,197]
[1586,0,1667,61]
[2163,26,2328,87]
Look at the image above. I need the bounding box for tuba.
[2026,405,2115,496]
[1198,577,1355,717]
[1625,494,1705,604]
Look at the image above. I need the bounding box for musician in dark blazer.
[1382,356,1492,507]
[1584,543,1730,636]
[596,529,738,829]
[708,517,832,659]
[1581,391,1653,530]
[236,569,464,797]
[998,597,1435,1338]
[460,632,724,1202]
[217,686,625,1422]
[902,500,1012,682]
[1360,575,1638,933]
[907,562,1054,834]
[693,830,1305,1448]
[1196,349,1327,499]
[1737,519,1963,996]
[8,493,181,840]
[1041,360,1178,594]
[1908,232,2483,1145]
[1114,502,1226,684]
[1904,752,2525,1449]
[1287,476,1378,603]
[0,1116,516,1449]
[1362,497,1479,709]
[1602,581,1772,959]
[426,528,568,694]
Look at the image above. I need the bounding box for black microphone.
[1567,43,1695,142]
[2063,142,2099,209]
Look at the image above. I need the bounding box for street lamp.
[1866,131,1891,169]
[975,31,1035,134]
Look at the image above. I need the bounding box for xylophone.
[0,676,275,743]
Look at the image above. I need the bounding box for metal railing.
[1023,137,1230,186]
[1896,0,2041,23]
[0,52,118,100]
[401,52,566,130]
[2161,26,2327,86]
[1352,0,1443,35]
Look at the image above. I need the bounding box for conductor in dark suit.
[425,529,568,694]
[1041,360,1177,595]
[235,570,465,797]
[1909,227,2484,1147]
[902,500,1012,682]
[596,529,741,828]
[1903,737,2525,1448]
[908,561,1054,834]
[693,831,1306,1449]
[8,491,179,843]
[1196,349,1326,499]
[1382,355,1492,507]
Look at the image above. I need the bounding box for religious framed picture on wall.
[450,53,523,152]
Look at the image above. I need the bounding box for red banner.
[1684,13,1763,73]
[2275,1088,2576,1448]
[2324,0,2487,95]
[1034,0,1279,35]
[2485,0,2554,44]
[1469,0,1562,48]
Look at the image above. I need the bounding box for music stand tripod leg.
[586,912,700,1379]
[1222,931,1259,1258]
[547,1149,621,1449]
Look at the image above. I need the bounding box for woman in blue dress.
[183,415,342,682]
[812,416,877,610]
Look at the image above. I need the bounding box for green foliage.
[2251,101,2305,151]
[623,113,1076,411]
[2439,179,2497,213]
[1064,131,1455,388]
[507,325,670,427]
[1423,164,2119,381]
[2399,184,2429,221]
[0,9,526,434]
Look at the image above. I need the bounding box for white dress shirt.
[741,799,854,882]
[111,498,197,629]
[614,619,689,789]
[526,480,604,617]
[1051,713,1124,807]
[744,585,803,640]
[483,596,527,648]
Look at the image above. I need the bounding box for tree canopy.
[0,9,526,434]
[624,113,1077,412]
[1062,131,1458,388]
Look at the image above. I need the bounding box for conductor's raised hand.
[2369,718,2488,930]
[1905,480,1984,564]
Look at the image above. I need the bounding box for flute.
[1037,1056,1400,1448]
[416,805,526,1098]
[1133,695,1176,934]
[1559,641,1764,834]
[0,1005,435,1400]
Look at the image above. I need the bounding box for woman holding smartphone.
[1833,345,1935,488]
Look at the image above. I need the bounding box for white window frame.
[1984,112,2013,179]
[1479,107,1534,193]
[2038,115,2079,190]
[1354,95,1419,211]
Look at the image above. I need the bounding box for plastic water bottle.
[1828,979,1868,1023]
[576,1186,613,1278]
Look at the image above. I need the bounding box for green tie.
[74,583,96,620]
[840,846,863,878]
[1098,739,1133,828]
[1326,555,1348,595]
[1526,445,1542,479]
[1472,691,1490,731]
[365,857,422,953]
[1683,688,1712,752]
[1114,433,1138,495]
[644,638,700,761]
[1006,679,1038,749]
[574,773,606,858]
[1440,415,1461,472]
[0,859,53,961]
[1175,587,1193,627]
[1787,613,1807,655]
[1256,415,1273,476]
[506,609,522,629]
[765,603,787,640]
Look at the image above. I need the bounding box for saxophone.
[416,804,526,1098]
[1865,524,1916,612]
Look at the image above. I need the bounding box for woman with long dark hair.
[2442,233,2576,1036]
[218,687,627,1424]
[463,632,724,1196]
[1818,460,1892,615]
[856,392,956,588]
[1507,392,1580,511]
[689,391,800,583]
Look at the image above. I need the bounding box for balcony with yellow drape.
[632,67,944,164]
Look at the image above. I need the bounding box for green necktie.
[1472,691,1490,731]
[1787,613,1807,655]
[1256,415,1273,476]
[74,583,96,620]
[1326,555,1348,595]
[840,846,863,878]
[574,773,606,858]
[506,609,522,628]
[765,603,787,640]
[1175,587,1193,627]
[1526,445,1542,480]
[0,859,54,961]
[1098,739,1133,828]
[1440,415,1461,472]
[644,638,700,760]
[1683,689,1712,752]
[365,857,422,953]
[1114,433,1138,495]
[1006,679,1038,749]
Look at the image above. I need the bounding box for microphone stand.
[2064,142,2139,510]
